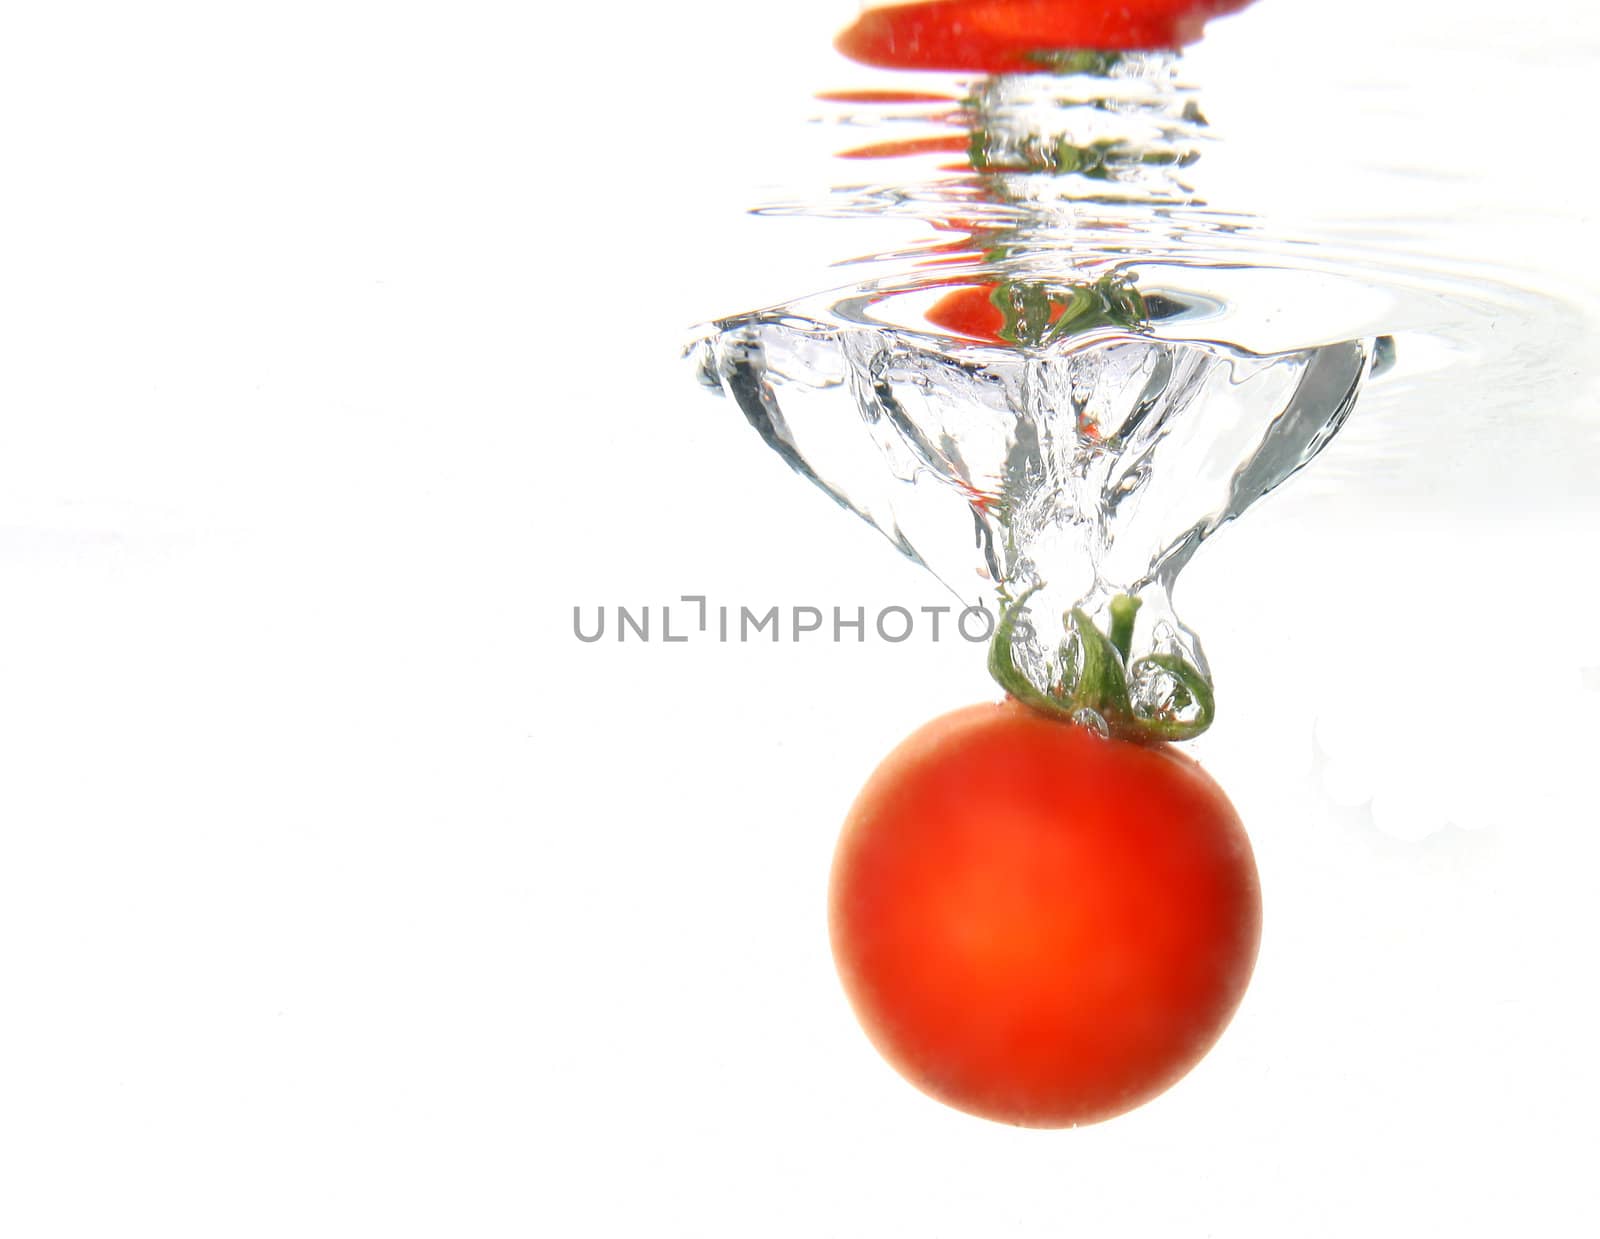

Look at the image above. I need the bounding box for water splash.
[685,27,1581,713]
[690,275,1383,691]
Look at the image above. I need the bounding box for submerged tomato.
[836,0,1256,73]
[829,699,1260,1127]
[924,284,1008,341]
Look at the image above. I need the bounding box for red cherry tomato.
[829,699,1261,1127]
[836,0,1256,73]
[924,283,1008,341]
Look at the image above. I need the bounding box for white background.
[3,2,1598,1235]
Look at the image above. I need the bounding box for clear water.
[688,50,1541,701]
[688,41,1600,482]
[691,301,1381,686]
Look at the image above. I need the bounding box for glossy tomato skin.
[924,284,1007,342]
[835,1,1258,73]
[829,699,1260,1127]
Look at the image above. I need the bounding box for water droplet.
[1071,707,1111,737]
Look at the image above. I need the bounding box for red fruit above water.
[836,0,1256,73]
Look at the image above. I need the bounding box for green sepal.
[987,590,1216,744]
[1127,652,1216,741]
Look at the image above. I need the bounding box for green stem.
[1107,594,1141,664]
[987,584,1061,716]
[988,590,1215,744]
[1129,653,1215,742]
[1067,608,1130,721]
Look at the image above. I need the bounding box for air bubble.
[1130,659,1203,726]
[1071,707,1111,737]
